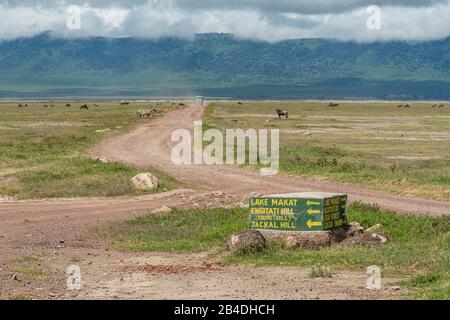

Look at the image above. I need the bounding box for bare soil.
[1,102,447,300]
[93,102,450,216]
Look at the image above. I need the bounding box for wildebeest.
[18,104,24,108]
[432,104,438,108]
[397,104,404,108]
[136,106,156,118]
[438,104,445,108]
[237,102,243,105]
[404,104,411,108]
[120,101,130,105]
[43,104,49,108]
[80,104,89,110]
[66,103,71,108]
[276,109,289,119]
[178,103,186,107]
[328,102,339,107]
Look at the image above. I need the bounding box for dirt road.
[93,102,450,216]
[0,102,447,300]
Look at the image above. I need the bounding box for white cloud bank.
[0,0,450,42]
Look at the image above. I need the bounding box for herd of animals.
[15,101,447,121]
[16,101,188,119]
[17,103,98,110]
[272,102,446,120]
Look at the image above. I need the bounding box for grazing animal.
[397,104,404,108]
[276,109,289,119]
[120,101,130,105]
[18,104,24,108]
[66,104,71,108]
[178,103,185,107]
[404,104,411,108]
[43,104,48,108]
[237,102,243,105]
[136,107,156,118]
[438,104,445,108]
[94,103,99,107]
[432,104,438,108]
[328,102,339,107]
[80,104,89,110]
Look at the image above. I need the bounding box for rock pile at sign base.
[131,173,159,190]
[228,222,389,252]
[227,230,266,254]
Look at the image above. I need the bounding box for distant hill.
[1,33,449,99]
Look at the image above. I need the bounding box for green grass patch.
[101,202,450,299]
[203,102,450,201]
[100,207,248,252]
[308,265,334,278]
[0,102,181,199]
[0,255,46,281]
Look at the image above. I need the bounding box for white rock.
[131,173,159,190]
[152,206,172,214]
[95,128,111,133]
[0,195,16,202]
[371,233,388,244]
[94,157,111,164]
[366,224,383,233]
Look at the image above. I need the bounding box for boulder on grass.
[152,205,172,214]
[284,232,332,250]
[330,222,365,242]
[227,230,266,254]
[132,173,159,190]
[340,232,389,246]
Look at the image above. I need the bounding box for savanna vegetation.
[100,203,450,300]
[0,102,179,199]
[204,102,450,201]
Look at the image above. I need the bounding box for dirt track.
[0,102,448,300]
[93,102,450,216]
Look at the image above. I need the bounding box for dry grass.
[204,101,450,201]
[0,102,181,199]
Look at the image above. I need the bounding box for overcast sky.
[1,0,450,42]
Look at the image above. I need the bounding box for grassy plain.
[204,102,450,201]
[101,204,450,299]
[0,102,180,199]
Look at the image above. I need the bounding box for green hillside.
[1,33,449,99]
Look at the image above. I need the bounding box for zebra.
[136,106,156,118]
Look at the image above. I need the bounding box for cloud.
[0,0,450,42]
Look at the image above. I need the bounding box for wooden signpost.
[249,192,348,232]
